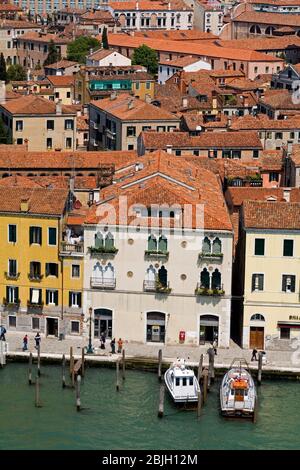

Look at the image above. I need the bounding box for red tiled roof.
[46,76,75,87]
[45,60,79,69]
[18,31,70,44]
[0,187,69,216]
[231,114,300,130]
[108,1,192,11]
[159,55,208,67]
[233,11,300,27]
[134,30,217,40]
[0,95,76,115]
[243,200,300,230]
[217,36,300,51]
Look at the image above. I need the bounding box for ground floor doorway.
[146,312,165,343]
[249,326,264,349]
[46,317,58,337]
[199,315,219,345]
[94,308,112,339]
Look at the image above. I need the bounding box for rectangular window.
[222,150,231,159]
[275,132,283,140]
[128,144,134,150]
[142,126,151,132]
[126,126,136,137]
[67,92,71,98]
[282,275,295,292]
[29,261,41,279]
[232,150,241,159]
[8,315,16,328]
[32,317,40,330]
[30,288,42,304]
[254,239,265,256]
[65,119,74,130]
[16,138,23,145]
[15,120,23,131]
[48,227,57,246]
[71,321,80,333]
[47,137,52,149]
[146,82,150,89]
[252,274,264,291]
[29,226,42,245]
[45,263,58,277]
[72,265,80,278]
[8,259,17,276]
[8,224,17,243]
[280,327,290,339]
[69,292,82,308]
[65,137,72,149]
[269,172,279,182]
[46,289,58,305]
[47,120,54,130]
[6,286,18,304]
[157,126,166,132]
[135,82,140,90]
[253,150,259,158]
[283,240,293,257]
[175,150,181,156]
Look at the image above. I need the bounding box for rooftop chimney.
[182,97,188,108]
[168,2,171,10]
[128,98,134,109]
[166,144,173,154]
[283,188,291,202]
[136,1,139,9]
[56,99,62,115]
[145,93,152,104]
[20,198,29,212]
[110,90,117,100]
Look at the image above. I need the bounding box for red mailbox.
[179,331,185,343]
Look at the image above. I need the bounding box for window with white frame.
[69,292,82,308]
[71,321,80,333]
[72,264,80,278]
[252,273,264,291]
[282,275,295,293]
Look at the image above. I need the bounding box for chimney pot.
[20,198,29,212]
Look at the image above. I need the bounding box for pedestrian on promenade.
[251,348,258,361]
[34,332,41,350]
[110,338,116,354]
[117,338,123,353]
[23,334,28,351]
[213,339,218,356]
[100,332,106,350]
[0,325,6,341]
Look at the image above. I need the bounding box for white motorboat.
[220,358,257,419]
[164,359,200,403]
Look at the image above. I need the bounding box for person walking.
[22,334,28,351]
[117,338,123,354]
[213,339,218,356]
[34,332,41,350]
[100,332,106,350]
[0,325,6,341]
[251,348,258,361]
[110,338,116,354]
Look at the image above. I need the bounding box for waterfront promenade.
[2,331,300,374]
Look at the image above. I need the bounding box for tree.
[132,44,158,75]
[44,40,61,66]
[0,53,7,82]
[7,64,27,82]
[0,117,11,144]
[67,36,100,64]
[102,27,109,50]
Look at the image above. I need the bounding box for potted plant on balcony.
[3,297,20,308]
[88,245,119,255]
[155,279,172,294]
[198,252,223,259]
[145,249,169,258]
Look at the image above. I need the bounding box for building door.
[146,312,165,343]
[249,327,264,349]
[46,318,58,337]
[94,308,112,339]
[199,315,219,345]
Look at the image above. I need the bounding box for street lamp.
[86,307,94,354]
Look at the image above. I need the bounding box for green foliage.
[102,27,109,50]
[132,44,158,75]
[44,40,61,66]
[0,53,7,82]
[0,117,11,144]
[7,64,27,82]
[67,36,100,64]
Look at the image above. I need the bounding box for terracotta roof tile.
[134,30,217,40]
[0,187,68,216]
[46,76,75,87]
[45,60,79,69]
[108,1,192,11]
[233,11,300,27]
[243,200,300,230]
[0,95,76,115]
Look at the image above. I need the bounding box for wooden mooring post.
[116,359,120,391]
[37,344,41,377]
[158,384,165,418]
[81,348,85,378]
[28,352,33,385]
[202,369,208,404]
[257,352,263,386]
[197,390,202,418]
[0,340,5,367]
[69,347,73,375]
[76,375,81,411]
[197,354,203,384]
[158,349,162,381]
[35,375,41,408]
[62,354,66,388]
[208,349,215,389]
[122,349,126,380]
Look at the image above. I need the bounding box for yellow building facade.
[241,201,300,351]
[0,188,84,338]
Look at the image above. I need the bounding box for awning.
[278,322,300,329]
[31,289,39,304]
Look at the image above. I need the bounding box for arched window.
[202,237,211,253]
[103,262,114,281]
[105,232,114,249]
[93,262,103,279]
[158,235,167,252]
[148,234,157,251]
[250,313,265,321]
[95,231,103,249]
[146,265,156,282]
[158,265,168,287]
[265,26,275,35]
[212,269,221,290]
[250,24,261,34]
[200,268,210,289]
[212,237,222,254]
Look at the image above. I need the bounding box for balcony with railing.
[88,246,118,256]
[143,279,172,294]
[60,241,84,256]
[28,273,44,282]
[198,252,223,261]
[3,297,20,310]
[195,283,225,297]
[27,300,44,311]
[90,277,116,289]
[4,272,20,280]
[144,250,169,259]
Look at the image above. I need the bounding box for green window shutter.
[212,238,222,254]
[252,275,256,291]
[29,227,34,244]
[48,228,57,245]
[258,274,264,291]
[46,290,49,305]
[158,236,167,252]
[15,287,19,302]
[105,234,114,249]
[148,235,157,251]
[6,286,9,301]
[255,239,265,256]
[202,237,211,253]
[69,292,72,307]
[38,228,42,245]
[291,276,296,293]
[282,275,286,292]
[201,269,210,289]
[46,264,49,276]
[38,290,42,304]
[29,288,33,302]
[283,240,293,257]
[78,293,82,308]
[95,233,103,248]
[54,290,58,306]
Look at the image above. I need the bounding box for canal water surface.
[0,364,299,450]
